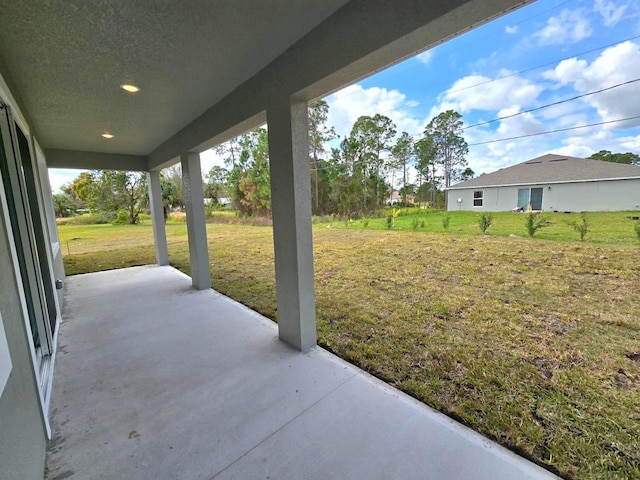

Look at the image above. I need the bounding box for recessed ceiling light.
[121,84,140,93]
[102,133,114,139]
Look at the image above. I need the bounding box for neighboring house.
[447,154,640,212]
[203,197,232,208]
[217,197,233,208]
[387,188,415,205]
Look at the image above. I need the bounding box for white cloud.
[48,169,84,194]
[416,50,434,65]
[535,9,592,46]
[555,128,633,158]
[495,111,544,138]
[619,133,640,151]
[459,108,547,175]
[200,148,227,174]
[554,143,596,158]
[435,71,543,115]
[542,57,587,85]
[325,84,423,139]
[593,0,628,27]
[543,41,640,128]
[430,71,548,175]
[537,93,591,126]
[505,25,518,34]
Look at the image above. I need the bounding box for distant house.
[446,154,640,212]
[387,188,415,205]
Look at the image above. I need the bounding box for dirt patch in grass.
[59,223,640,479]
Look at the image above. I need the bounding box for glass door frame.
[0,102,55,386]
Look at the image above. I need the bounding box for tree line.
[212,103,474,218]
[53,101,640,222]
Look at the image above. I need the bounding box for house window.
[473,190,483,207]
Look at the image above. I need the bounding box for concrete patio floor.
[45,265,557,480]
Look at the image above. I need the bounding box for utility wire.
[326,32,640,135]
[437,35,640,100]
[468,115,640,146]
[462,77,640,130]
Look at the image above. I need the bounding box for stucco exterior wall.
[0,182,47,480]
[447,178,640,212]
[1,71,55,480]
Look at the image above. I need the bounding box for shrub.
[386,215,393,230]
[167,212,186,223]
[112,209,131,224]
[525,212,549,237]
[312,215,333,225]
[411,216,419,231]
[442,213,451,230]
[361,217,370,229]
[205,201,222,218]
[59,212,114,225]
[569,213,589,241]
[392,207,423,217]
[420,219,426,228]
[478,213,493,234]
[55,217,75,226]
[634,220,640,242]
[89,213,112,225]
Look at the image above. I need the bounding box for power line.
[327,34,640,135]
[462,77,640,130]
[468,115,640,146]
[438,35,640,100]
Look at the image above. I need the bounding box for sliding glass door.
[517,187,544,211]
[0,102,56,386]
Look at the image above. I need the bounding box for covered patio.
[45,265,555,479]
[0,1,553,478]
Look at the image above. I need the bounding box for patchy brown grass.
[59,223,640,479]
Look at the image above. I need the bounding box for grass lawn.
[58,211,640,479]
[325,209,640,245]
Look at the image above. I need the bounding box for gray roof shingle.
[449,153,640,189]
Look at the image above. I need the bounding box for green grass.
[58,214,640,479]
[333,210,640,245]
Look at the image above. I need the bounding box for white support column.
[267,98,316,351]
[148,170,169,266]
[180,152,211,290]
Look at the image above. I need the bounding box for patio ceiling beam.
[45,149,147,172]
[146,0,530,170]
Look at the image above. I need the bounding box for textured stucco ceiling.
[0,0,532,166]
[0,0,349,155]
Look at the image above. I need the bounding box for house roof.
[448,153,640,190]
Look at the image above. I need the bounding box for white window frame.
[473,190,484,207]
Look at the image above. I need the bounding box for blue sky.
[50,0,640,191]
[323,0,640,177]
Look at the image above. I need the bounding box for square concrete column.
[148,170,169,266]
[180,152,211,290]
[267,98,316,351]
